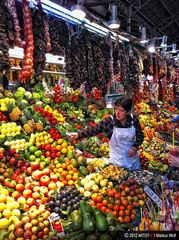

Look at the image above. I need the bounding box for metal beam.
[159,0,179,28]
[131,0,152,13]
[85,0,110,7]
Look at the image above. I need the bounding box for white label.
[144,185,162,208]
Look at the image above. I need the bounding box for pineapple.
[7,102,22,121]
[35,122,44,131]
[23,123,34,134]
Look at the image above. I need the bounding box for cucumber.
[94,210,109,232]
[80,200,92,215]
[70,210,83,231]
[83,212,95,234]
[98,233,112,240]
[86,234,97,240]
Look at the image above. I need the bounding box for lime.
[35,158,41,163]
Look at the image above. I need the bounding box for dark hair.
[114,96,132,112]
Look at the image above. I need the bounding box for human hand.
[168,154,179,168]
[128,147,137,157]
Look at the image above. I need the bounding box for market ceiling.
[52,0,179,46]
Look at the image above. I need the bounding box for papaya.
[66,149,75,159]
[79,166,89,176]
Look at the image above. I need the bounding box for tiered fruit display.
[0,122,21,138]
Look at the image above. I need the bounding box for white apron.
[109,119,140,170]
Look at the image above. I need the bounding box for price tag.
[48,213,65,237]
[144,185,162,208]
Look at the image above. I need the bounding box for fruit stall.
[0,0,179,240]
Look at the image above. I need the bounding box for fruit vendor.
[70,96,144,170]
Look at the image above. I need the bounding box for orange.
[73,168,78,173]
[62,163,67,169]
[61,171,67,177]
[72,175,78,181]
[56,163,62,169]
[62,179,68,185]
[67,165,73,170]
[62,142,68,148]
[57,139,64,145]
[68,170,74,175]
[61,148,67,154]
[66,175,72,181]
[56,145,62,151]
[68,180,74,186]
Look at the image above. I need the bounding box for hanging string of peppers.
[18,0,34,83]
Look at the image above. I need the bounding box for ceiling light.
[108,5,120,29]
[147,38,156,53]
[160,35,167,47]
[170,43,178,54]
[71,0,86,20]
[140,27,149,44]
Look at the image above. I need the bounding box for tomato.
[113,205,119,211]
[119,210,125,217]
[96,195,103,203]
[101,206,107,213]
[45,151,51,158]
[96,203,102,209]
[102,200,108,206]
[112,211,118,218]
[40,176,50,186]
[106,208,112,213]
[108,203,113,209]
[114,193,121,199]
[91,194,98,202]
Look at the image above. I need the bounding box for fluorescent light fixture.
[160,35,167,47]
[108,5,120,29]
[9,47,65,65]
[170,43,177,54]
[39,0,129,42]
[140,27,149,44]
[148,38,156,53]
[71,0,86,20]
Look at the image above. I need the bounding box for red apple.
[32,170,43,181]
[31,162,40,171]
[129,191,135,197]
[15,228,24,237]
[42,168,51,175]
[16,175,25,184]
[50,174,58,182]
[40,176,50,186]
[23,189,32,199]
[16,183,25,192]
[26,167,32,176]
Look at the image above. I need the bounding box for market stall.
[0,0,179,240]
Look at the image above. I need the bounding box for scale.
[105,81,124,108]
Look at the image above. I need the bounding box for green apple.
[34,150,42,157]
[43,158,50,165]
[29,146,38,153]
[29,155,36,162]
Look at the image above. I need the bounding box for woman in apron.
[69,96,144,170]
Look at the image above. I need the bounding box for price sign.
[144,185,162,208]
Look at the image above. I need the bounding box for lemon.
[0,203,6,212]
[0,194,7,203]
[6,196,14,203]
[0,218,9,230]
[2,209,12,219]
[8,223,15,232]
[6,202,19,210]
[9,215,19,223]
[11,209,21,217]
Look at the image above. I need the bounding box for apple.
[31,162,40,171]
[25,183,34,191]
[129,191,135,197]
[42,168,51,175]
[40,186,48,196]
[32,191,41,200]
[23,189,33,199]
[50,174,58,182]
[16,183,25,192]
[24,222,33,231]
[40,176,50,186]
[23,230,32,239]
[133,196,138,201]
[32,170,43,180]
[31,226,38,234]
[124,186,130,193]
[16,175,25,184]
[11,191,21,200]
[15,228,24,237]
[26,167,32,176]
[9,157,17,166]
[48,182,57,190]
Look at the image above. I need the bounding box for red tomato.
[96,203,102,209]
[45,151,51,158]
[108,203,113,209]
[96,196,103,203]
[113,205,119,212]
[102,200,108,206]
[101,206,107,213]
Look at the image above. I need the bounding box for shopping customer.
[69,96,144,170]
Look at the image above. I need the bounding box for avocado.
[70,158,78,168]
[66,149,75,159]
[77,156,87,166]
